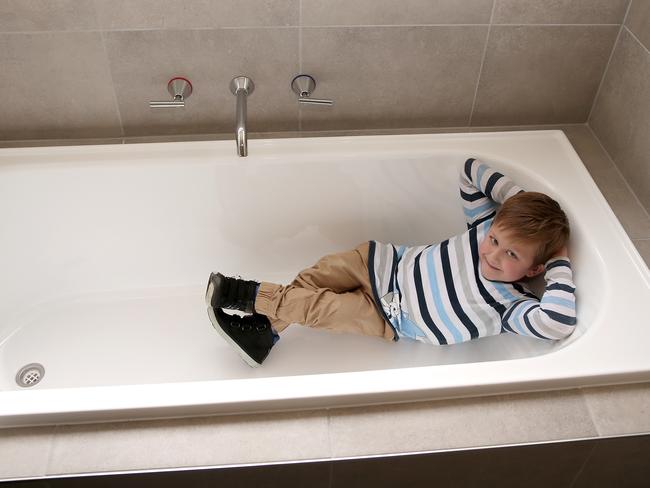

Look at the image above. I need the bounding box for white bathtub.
[1,130,649,427]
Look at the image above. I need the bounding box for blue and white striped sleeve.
[459,158,524,228]
[501,258,577,340]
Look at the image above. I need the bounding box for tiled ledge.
[1,124,649,482]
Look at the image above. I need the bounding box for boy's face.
[479,224,545,282]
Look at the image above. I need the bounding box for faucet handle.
[291,74,334,106]
[150,77,193,108]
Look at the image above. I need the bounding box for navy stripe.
[546,259,571,270]
[484,172,504,200]
[512,282,539,300]
[460,189,485,202]
[413,251,447,345]
[367,241,399,341]
[543,309,577,326]
[440,240,479,339]
[464,158,475,179]
[522,306,550,340]
[468,226,506,316]
[387,246,397,293]
[501,300,526,332]
[546,282,575,293]
[470,212,496,229]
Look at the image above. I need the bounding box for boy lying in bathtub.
[205,158,576,367]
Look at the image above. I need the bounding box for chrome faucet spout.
[235,89,248,156]
[229,76,255,157]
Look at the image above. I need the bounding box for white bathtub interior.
[3,130,650,429]
[0,132,611,393]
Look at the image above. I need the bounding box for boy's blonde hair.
[493,192,570,265]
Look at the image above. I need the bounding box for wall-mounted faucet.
[229,76,255,157]
[149,77,193,108]
[291,75,334,106]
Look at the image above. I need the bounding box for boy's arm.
[459,158,524,228]
[501,256,577,340]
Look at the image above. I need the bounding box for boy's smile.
[479,224,545,282]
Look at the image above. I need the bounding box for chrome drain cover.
[16,363,45,388]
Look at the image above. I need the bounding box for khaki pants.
[254,242,395,341]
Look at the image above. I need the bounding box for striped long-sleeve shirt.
[368,158,577,345]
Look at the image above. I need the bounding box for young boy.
[205,158,576,367]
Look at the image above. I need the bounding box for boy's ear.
[525,263,545,278]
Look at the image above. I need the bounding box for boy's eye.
[490,236,498,246]
[506,250,518,259]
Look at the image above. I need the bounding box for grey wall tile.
[472,26,618,126]
[562,125,650,239]
[301,0,494,26]
[634,240,650,266]
[94,0,298,30]
[0,0,98,32]
[300,26,487,130]
[0,32,122,140]
[47,411,330,475]
[590,30,650,210]
[103,28,299,136]
[493,0,630,25]
[626,0,650,51]
[328,390,597,457]
[582,383,650,436]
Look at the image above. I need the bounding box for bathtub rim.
[1,129,650,427]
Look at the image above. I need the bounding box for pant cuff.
[254,281,282,318]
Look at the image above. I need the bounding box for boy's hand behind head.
[552,245,569,260]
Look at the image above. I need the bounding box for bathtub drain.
[15,363,45,388]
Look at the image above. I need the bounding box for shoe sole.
[205,272,219,308]
[207,306,261,368]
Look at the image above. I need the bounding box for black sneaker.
[207,307,275,367]
[205,272,258,314]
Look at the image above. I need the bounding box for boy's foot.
[205,272,258,314]
[207,307,275,367]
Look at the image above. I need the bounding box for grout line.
[325,409,334,460]
[91,0,123,138]
[468,0,496,127]
[43,424,60,476]
[98,29,125,139]
[578,387,603,437]
[624,25,650,55]
[325,409,334,488]
[586,124,650,223]
[0,23,625,36]
[298,0,303,132]
[586,0,633,123]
